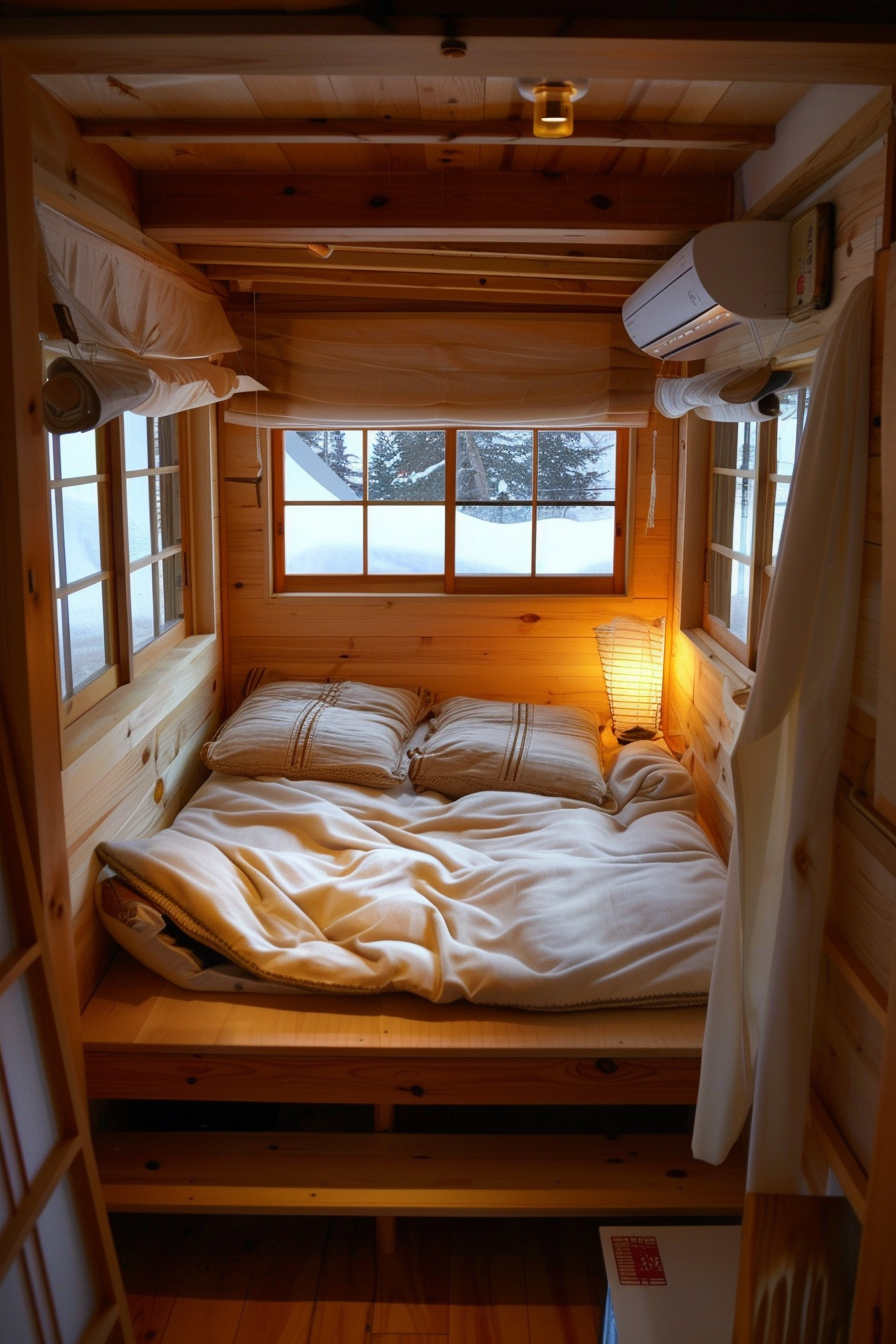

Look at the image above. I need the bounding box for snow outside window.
[274,427,627,596]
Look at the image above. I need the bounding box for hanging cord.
[252,291,262,502]
[750,313,791,365]
[645,429,657,533]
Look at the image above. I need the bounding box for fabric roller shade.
[42,346,241,433]
[37,201,240,359]
[224,313,655,428]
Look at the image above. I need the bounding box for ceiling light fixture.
[306,243,334,259]
[517,78,589,139]
[440,36,467,58]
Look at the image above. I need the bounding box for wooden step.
[94,1129,745,1218]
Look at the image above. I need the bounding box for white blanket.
[97,743,726,1011]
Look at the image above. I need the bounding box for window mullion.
[709,540,752,566]
[107,418,134,684]
[362,430,369,577]
[58,595,73,703]
[129,543,182,573]
[272,429,286,588]
[55,568,115,599]
[444,428,456,593]
[749,419,775,664]
[530,431,539,579]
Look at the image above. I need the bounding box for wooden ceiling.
[36,68,813,314]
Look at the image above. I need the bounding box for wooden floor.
[111,1212,615,1344]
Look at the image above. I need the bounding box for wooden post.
[374,1104,398,1258]
[848,924,896,1342]
[0,50,83,1081]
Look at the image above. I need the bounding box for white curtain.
[223,312,654,428]
[692,277,873,1189]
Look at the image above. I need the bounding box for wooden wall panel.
[704,146,887,371]
[221,416,673,718]
[830,792,896,994]
[64,638,224,1007]
[812,958,884,1178]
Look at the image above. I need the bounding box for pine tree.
[536,430,614,516]
[324,430,362,494]
[457,429,532,524]
[369,430,445,500]
[368,430,402,498]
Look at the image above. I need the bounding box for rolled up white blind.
[37,201,239,359]
[654,364,791,422]
[42,346,240,433]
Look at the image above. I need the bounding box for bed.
[82,682,742,1229]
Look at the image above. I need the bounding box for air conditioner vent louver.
[622,221,790,362]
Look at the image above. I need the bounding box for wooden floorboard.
[372,1219,450,1336]
[155,1215,262,1344]
[523,1221,601,1344]
[448,1219,531,1344]
[307,1217,378,1344]
[110,1213,637,1344]
[231,1215,327,1344]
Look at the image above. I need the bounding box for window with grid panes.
[705,386,810,667]
[122,413,185,655]
[273,427,627,594]
[48,410,188,722]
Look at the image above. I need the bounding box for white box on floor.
[599,1224,742,1344]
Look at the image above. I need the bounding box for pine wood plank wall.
[221,412,675,719]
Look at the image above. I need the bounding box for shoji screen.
[0,711,133,1344]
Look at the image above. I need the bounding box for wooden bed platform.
[82,955,745,1226]
[82,954,707,1109]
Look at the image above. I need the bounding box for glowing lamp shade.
[533,83,575,138]
[595,616,665,741]
[517,79,588,141]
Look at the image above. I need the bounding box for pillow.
[407,696,615,810]
[201,679,432,786]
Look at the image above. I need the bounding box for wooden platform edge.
[84,1050,702,1107]
[95,1130,745,1219]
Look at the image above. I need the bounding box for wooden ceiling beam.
[236,278,635,307]
[182,240,680,263]
[215,267,638,304]
[79,117,775,153]
[140,171,731,245]
[195,246,660,283]
[225,294,625,316]
[7,25,896,86]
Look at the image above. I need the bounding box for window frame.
[703,384,810,668]
[49,412,192,728]
[271,426,629,596]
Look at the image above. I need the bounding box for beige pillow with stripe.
[407,696,615,810]
[201,680,432,787]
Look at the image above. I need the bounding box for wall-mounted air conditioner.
[622,221,790,361]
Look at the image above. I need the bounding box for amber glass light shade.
[533,83,574,138]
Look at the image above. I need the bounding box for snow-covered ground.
[283,449,614,575]
[54,424,158,695]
